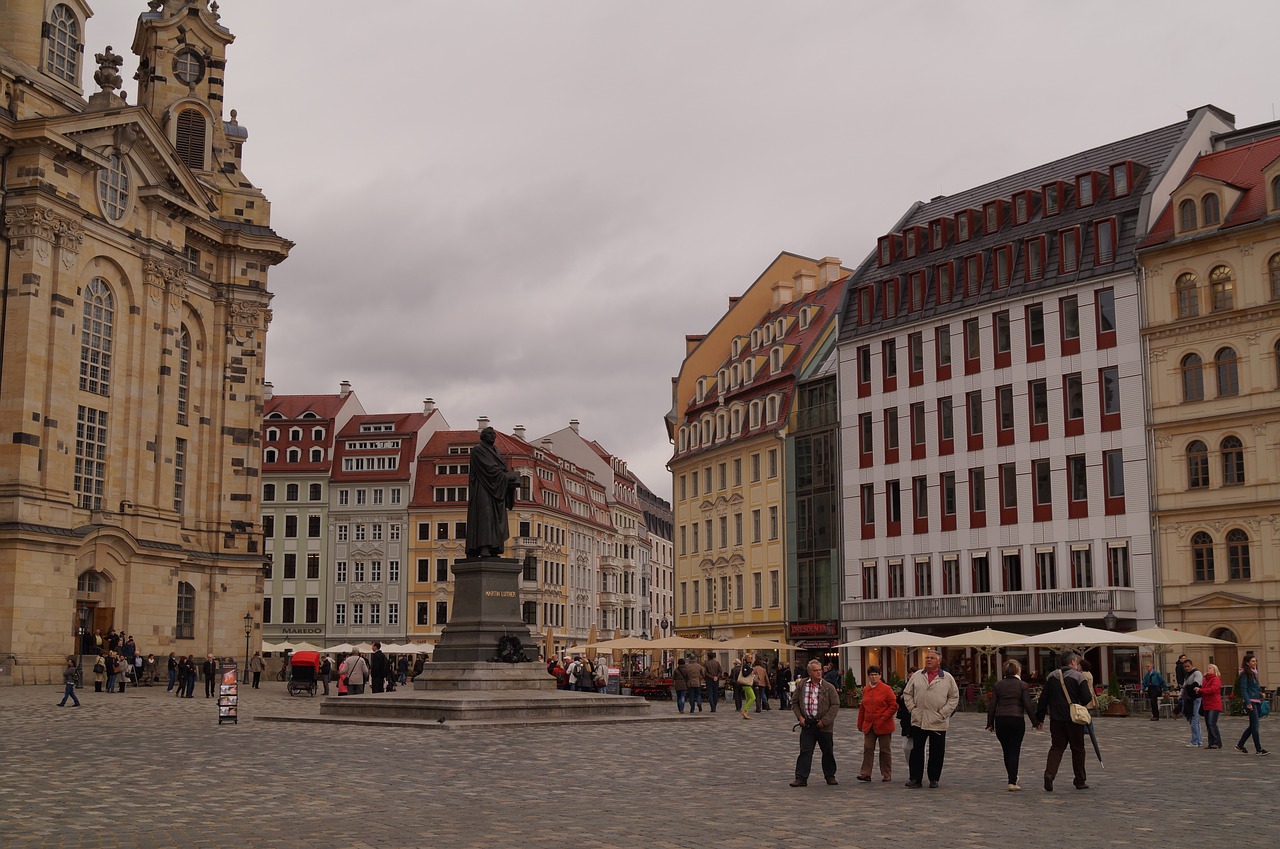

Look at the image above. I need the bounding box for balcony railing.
[598,591,619,608]
[841,588,1136,626]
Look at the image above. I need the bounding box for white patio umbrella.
[1127,627,1235,647]
[261,640,295,652]
[1002,624,1150,653]
[718,637,804,652]
[327,643,355,654]
[835,629,939,649]
[290,641,323,652]
[935,627,1028,649]
[405,643,434,654]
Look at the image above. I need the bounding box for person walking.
[1200,663,1224,749]
[856,665,896,783]
[986,659,1040,790]
[248,651,264,689]
[105,651,119,694]
[166,652,177,692]
[1035,651,1091,791]
[1181,658,1204,748]
[730,659,744,713]
[1141,663,1165,721]
[1234,653,1269,755]
[57,656,81,707]
[776,661,793,711]
[703,652,723,713]
[901,650,960,789]
[790,659,840,787]
[1173,653,1189,717]
[673,658,691,713]
[182,655,198,697]
[753,655,771,712]
[686,656,704,712]
[737,655,757,718]
[319,654,333,696]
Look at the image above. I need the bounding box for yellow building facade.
[1140,124,1280,676]
[0,2,290,682]
[667,253,847,646]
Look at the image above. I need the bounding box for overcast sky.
[87,1,1280,501]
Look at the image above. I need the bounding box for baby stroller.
[287,650,320,696]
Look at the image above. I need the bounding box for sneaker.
[1258,749,1271,756]
[1185,743,1201,748]
[1235,745,1248,754]
[1008,783,1022,791]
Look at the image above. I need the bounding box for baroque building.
[1139,121,1280,676]
[0,1,291,681]
[836,106,1235,684]
[667,253,849,654]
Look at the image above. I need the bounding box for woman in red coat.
[1199,663,1224,749]
[856,666,898,782]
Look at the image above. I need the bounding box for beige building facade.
[1140,122,1280,676]
[0,2,290,682]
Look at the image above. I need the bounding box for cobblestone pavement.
[1,681,1277,848]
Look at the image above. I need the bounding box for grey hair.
[1058,650,1080,668]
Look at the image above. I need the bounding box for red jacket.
[857,681,898,734]
[1199,671,1223,711]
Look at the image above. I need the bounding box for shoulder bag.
[1058,672,1091,725]
[738,668,756,687]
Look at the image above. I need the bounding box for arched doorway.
[1209,628,1237,680]
[75,569,114,656]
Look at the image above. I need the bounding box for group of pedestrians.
[787,648,1269,793]
[1144,653,1269,755]
[548,655,609,693]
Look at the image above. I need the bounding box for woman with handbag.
[738,654,757,718]
[1233,653,1269,755]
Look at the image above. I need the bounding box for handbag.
[1258,700,1271,719]
[738,669,755,687]
[1058,672,1091,725]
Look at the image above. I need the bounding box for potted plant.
[1097,679,1129,716]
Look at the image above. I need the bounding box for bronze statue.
[465,427,519,558]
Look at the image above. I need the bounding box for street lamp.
[660,617,668,637]
[243,612,253,679]
[1103,610,1118,631]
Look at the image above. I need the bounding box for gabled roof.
[1141,132,1280,249]
[330,412,438,483]
[264,394,350,421]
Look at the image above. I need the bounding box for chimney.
[477,415,490,431]
[793,268,817,296]
[262,381,273,401]
[569,418,580,434]
[540,437,554,450]
[423,397,435,415]
[339,380,351,398]
[771,280,793,309]
[513,424,527,441]
[818,256,843,286]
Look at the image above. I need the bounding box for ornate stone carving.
[1246,332,1261,347]
[1148,349,1168,363]
[1145,266,1161,278]
[1154,435,1173,449]
[1252,421,1267,436]
[1241,245,1254,257]
[93,47,124,95]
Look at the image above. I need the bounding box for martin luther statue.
[465,427,520,558]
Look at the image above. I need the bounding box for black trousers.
[794,725,836,781]
[909,727,947,783]
[1045,719,1087,786]
[993,717,1026,784]
[1147,686,1162,719]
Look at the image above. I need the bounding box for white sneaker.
[1185,743,1201,748]
[1008,783,1021,791]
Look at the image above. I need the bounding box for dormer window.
[1179,199,1198,232]
[909,270,926,311]
[857,287,873,325]
[750,401,761,429]
[878,235,896,266]
[1059,227,1080,273]
[1014,192,1030,224]
[1095,218,1117,264]
[766,395,779,424]
[695,377,707,402]
[930,220,944,250]
[1077,173,1096,207]
[1043,183,1061,216]
[956,211,972,242]
[1111,163,1132,197]
[798,307,812,330]
[1202,193,1221,226]
[770,347,783,373]
[1025,236,1045,282]
[994,245,1013,288]
[984,202,1001,234]
[904,229,919,258]
[882,279,899,319]
[751,329,761,349]
[762,324,774,345]
[744,358,755,382]
[964,254,983,296]
[935,262,954,304]
[732,338,743,357]
[1273,175,1280,210]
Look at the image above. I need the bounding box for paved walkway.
[1,682,1276,848]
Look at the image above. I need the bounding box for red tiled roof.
[263,394,349,421]
[1143,133,1280,248]
[330,412,437,482]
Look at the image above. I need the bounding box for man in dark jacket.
[202,654,217,698]
[1035,651,1092,791]
[369,643,390,693]
[790,660,841,787]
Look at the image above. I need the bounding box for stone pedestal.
[430,557,537,664]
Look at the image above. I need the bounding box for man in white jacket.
[901,650,960,789]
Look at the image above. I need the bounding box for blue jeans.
[1188,698,1203,745]
[1238,705,1263,751]
[688,686,703,710]
[1203,709,1222,748]
[676,689,688,712]
[707,680,719,712]
[59,681,80,706]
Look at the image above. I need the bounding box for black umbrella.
[1085,722,1104,767]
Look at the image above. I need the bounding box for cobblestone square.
[2,682,1276,848]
